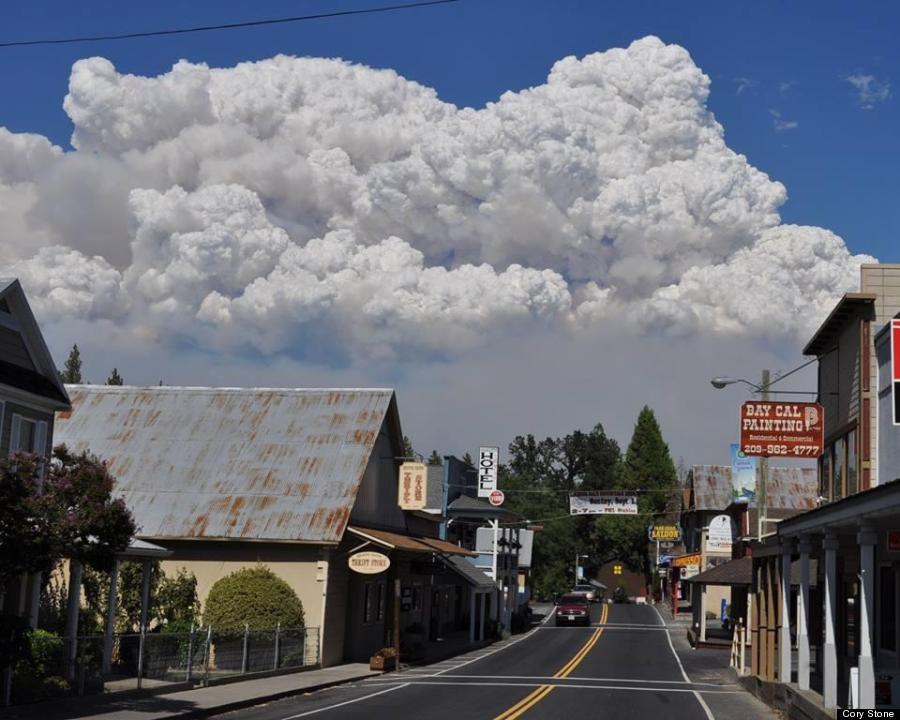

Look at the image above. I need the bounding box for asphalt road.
[213,604,773,720]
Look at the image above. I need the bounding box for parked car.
[573,584,598,602]
[555,593,591,627]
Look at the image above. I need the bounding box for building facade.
[0,279,71,625]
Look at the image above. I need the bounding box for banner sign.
[672,553,702,568]
[893,319,900,425]
[739,401,824,458]
[706,514,735,553]
[477,447,499,498]
[398,462,427,510]
[569,494,638,515]
[648,525,682,543]
[731,443,757,501]
[348,551,391,574]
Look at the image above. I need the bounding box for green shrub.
[204,567,305,631]
[25,629,63,678]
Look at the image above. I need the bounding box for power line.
[0,0,460,49]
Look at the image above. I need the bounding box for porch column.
[64,560,83,681]
[823,530,839,709]
[751,559,760,677]
[858,523,877,709]
[139,560,152,632]
[478,591,486,642]
[779,539,793,683]
[469,589,476,644]
[797,535,812,691]
[102,559,120,675]
[699,584,708,642]
[766,557,776,681]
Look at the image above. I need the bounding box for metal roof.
[691,466,734,510]
[444,556,495,589]
[55,386,398,543]
[346,526,476,557]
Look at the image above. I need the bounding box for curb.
[158,672,383,720]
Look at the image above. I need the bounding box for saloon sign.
[739,401,824,458]
[648,525,682,543]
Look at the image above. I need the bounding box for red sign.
[888,530,900,553]
[489,489,505,506]
[892,320,900,425]
[739,401,824,458]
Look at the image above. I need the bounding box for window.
[375,582,385,622]
[820,449,832,501]
[10,415,47,455]
[363,583,373,623]
[847,429,858,496]
[832,437,845,501]
[880,566,896,652]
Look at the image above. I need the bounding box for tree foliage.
[59,345,82,384]
[106,368,124,386]
[502,409,679,596]
[204,567,304,631]
[427,450,442,466]
[0,448,135,588]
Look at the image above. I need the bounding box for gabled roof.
[0,278,70,408]
[347,526,476,557]
[55,386,400,543]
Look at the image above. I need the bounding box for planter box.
[369,655,397,671]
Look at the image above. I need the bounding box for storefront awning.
[684,555,818,587]
[347,526,476,557]
[443,556,496,590]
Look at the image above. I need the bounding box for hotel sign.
[477,447,499,498]
[739,401,824,458]
[348,551,391,574]
[398,462,427,510]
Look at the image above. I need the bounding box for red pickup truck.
[555,593,591,627]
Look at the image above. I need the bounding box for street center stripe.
[493,603,607,720]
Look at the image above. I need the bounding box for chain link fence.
[11,626,320,705]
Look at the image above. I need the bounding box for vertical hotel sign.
[893,319,900,425]
[477,447,499,499]
[398,462,427,510]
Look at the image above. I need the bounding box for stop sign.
[489,489,505,506]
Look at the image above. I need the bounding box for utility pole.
[758,368,770,540]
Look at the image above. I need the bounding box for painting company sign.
[569,494,638,515]
[739,401,824,458]
[398,462,427,510]
[348,551,391,574]
[477,447,499,499]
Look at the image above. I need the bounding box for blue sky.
[2,0,898,262]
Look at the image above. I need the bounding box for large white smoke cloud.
[0,36,875,362]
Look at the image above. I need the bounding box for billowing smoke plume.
[2,36,875,362]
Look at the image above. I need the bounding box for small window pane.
[847,430,858,496]
[820,451,832,500]
[833,438,845,501]
[16,418,36,452]
[881,567,896,651]
[363,583,373,623]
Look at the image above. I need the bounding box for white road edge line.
[430,605,556,677]
[652,605,715,720]
[280,682,410,719]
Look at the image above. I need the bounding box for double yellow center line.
[494,603,608,720]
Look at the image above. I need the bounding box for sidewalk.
[0,664,380,720]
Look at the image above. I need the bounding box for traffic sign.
[489,489,505,506]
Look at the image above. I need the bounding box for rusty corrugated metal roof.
[55,386,398,543]
[691,465,734,510]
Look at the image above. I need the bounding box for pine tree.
[427,450,442,466]
[106,368,124,386]
[59,344,82,383]
[620,406,678,513]
[402,436,415,459]
[462,452,474,467]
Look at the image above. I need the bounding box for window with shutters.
[10,414,47,456]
